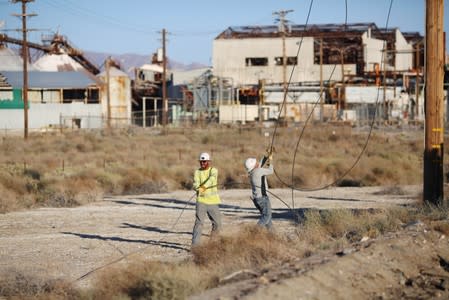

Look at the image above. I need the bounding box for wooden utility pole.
[382,42,388,121]
[258,79,265,124]
[162,28,168,128]
[105,56,111,129]
[12,0,35,139]
[273,10,293,122]
[423,0,445,206]
[319,38,324,122]
[340,49,345,116]
[415,42,422,119]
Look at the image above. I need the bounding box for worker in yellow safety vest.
[192,152,222,246]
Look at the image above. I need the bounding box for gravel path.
[0,186,420,289]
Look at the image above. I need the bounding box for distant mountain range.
[12,46,208,77]
[83,51,208,76]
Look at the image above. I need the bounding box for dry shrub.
[93,170,122,194]
[0,171,28,196]
[0,184,21,213]
[34,175,101,207]
[297,207,414,247]
[298,209,355,244]
[35,189,79,208]
[418,203,449,222]
[0,270,79,300]
[191,225,295,272]
[118,168,168,194]
[0,127,425,212]
[91,260,209,300]
[432,221,449,235]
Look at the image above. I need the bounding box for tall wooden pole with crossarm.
[423,0,445,206]
[12,0,35,139]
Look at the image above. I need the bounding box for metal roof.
[0,71,98,89]
[215,22,398,39]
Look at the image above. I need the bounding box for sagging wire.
[267,0,395,211]
[270,0,315,147]
[263,0,315,211]
[76,0,396,282]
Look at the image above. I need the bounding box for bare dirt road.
[2,185,449,299]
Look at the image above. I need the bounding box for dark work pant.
[252,196,272,229]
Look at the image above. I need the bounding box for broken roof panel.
[214,22,418,40]
[1,71,98,89]
[216,23,377,38]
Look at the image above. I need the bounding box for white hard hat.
[245,158,257,173]
[199,152,210,161]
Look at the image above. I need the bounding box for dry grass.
[192,225,298,270]
[2,125,448,299]
[295,207,416,249]
[0,269,80,300]
[86,225,301,299]
[0,125,429,213]
[2,204,448,299]
[88,261,210,300]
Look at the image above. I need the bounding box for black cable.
[77,0,396,282]
[270,0,315,149]
[268,0,395,198]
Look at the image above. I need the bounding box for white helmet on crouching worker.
[199,152,210,161]
[245,158,257,173]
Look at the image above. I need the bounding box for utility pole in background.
[382,42,388,122]
[423,0,445,206]
[273,9,293,122]
[105,56,111,129]
[12,0,36,139]
[319,38,324,122]
[258,78,265,124]
[415,42,421,120]
[161,28,168,128]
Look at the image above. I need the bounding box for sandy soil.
[1,185,449,299]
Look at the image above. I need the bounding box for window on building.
[86,88,100,104]
[245,57,268,66]
[274,56,298,66]
[63,89,86,103]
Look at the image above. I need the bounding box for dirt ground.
[1,185,449,299]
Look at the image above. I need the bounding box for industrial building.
[0,34,132,131]
[213,22,421,85]
[0,21,427,131]
[212,22,425,123]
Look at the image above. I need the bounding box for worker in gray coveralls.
[244,153,273,229]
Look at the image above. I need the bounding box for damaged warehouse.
[212,22,425,124]
[0,21,430,130]
[0,33,132,131]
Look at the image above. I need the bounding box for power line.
[267,0,395,201]
[41,0,158,35]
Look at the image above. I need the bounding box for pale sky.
[0,0,443,65]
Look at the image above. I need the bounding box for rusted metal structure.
[0,33,100,75]
[215,22,424,81]
[213,22,425,124]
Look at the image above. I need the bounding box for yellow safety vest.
[193,167,221,205]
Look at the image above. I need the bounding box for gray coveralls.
[248,162,273,228]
